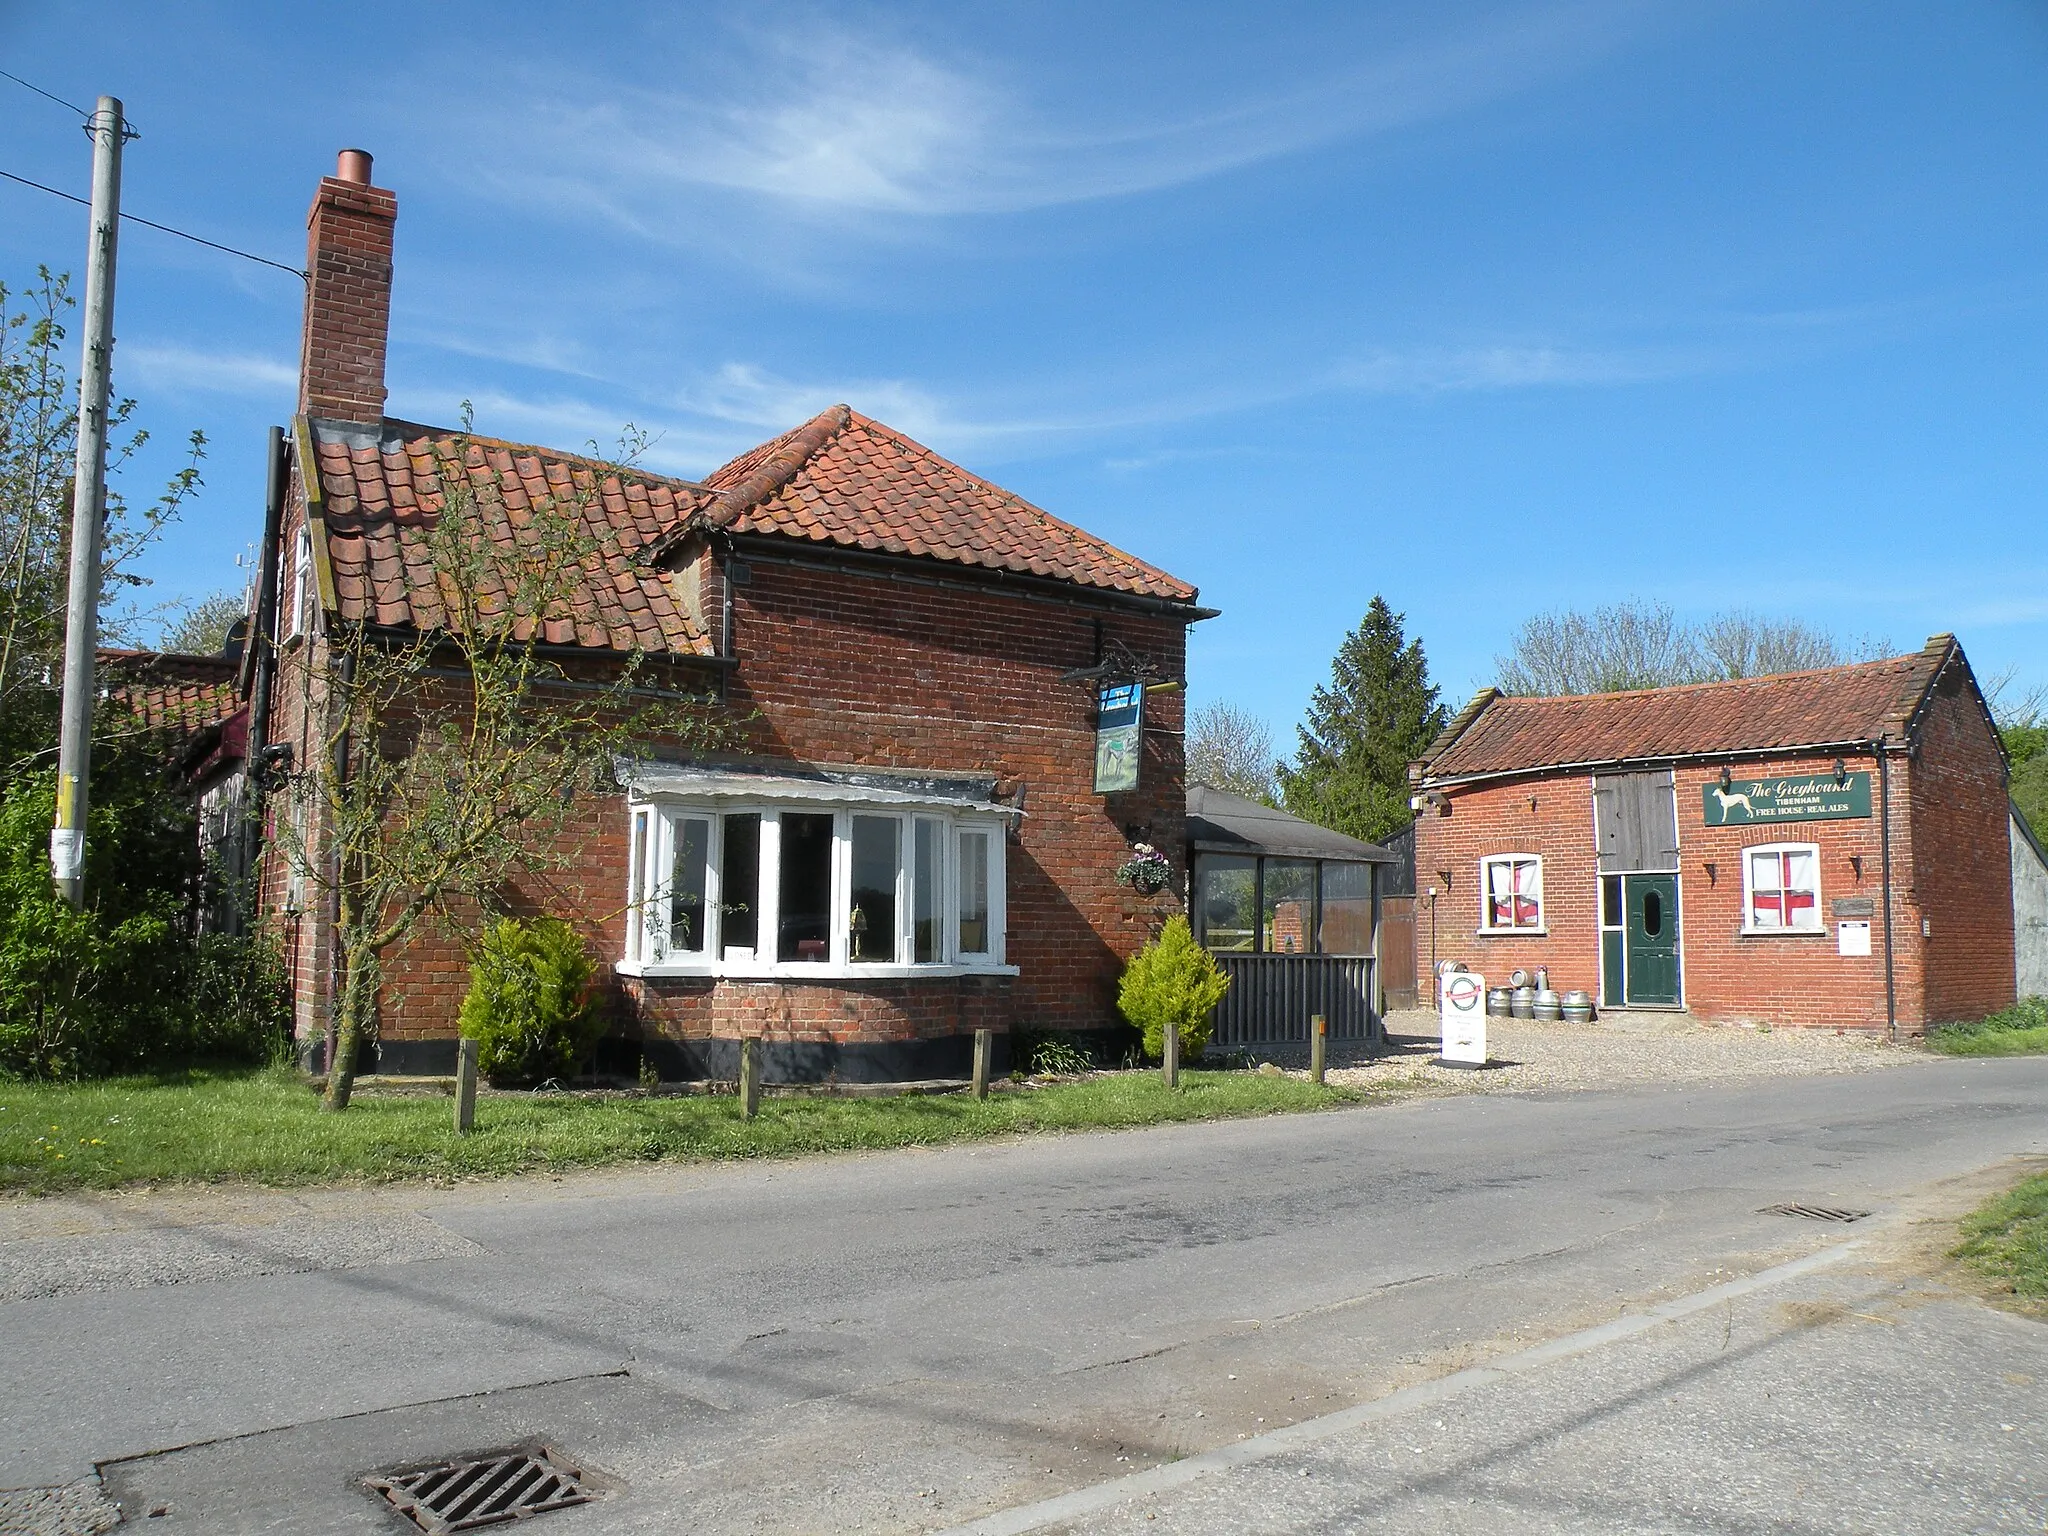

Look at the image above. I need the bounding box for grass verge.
[1953,1169,2048,1305]
[1925,997,2048,1057]
[0,1065,1376,1192]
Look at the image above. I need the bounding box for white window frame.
[1478,853,1546,935]
[286,524,315,639]
[621,797,1013,979]
[1740,842,1825,935]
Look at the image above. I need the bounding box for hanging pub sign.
[1094,681,1144,794]
[1702,771,1871,826]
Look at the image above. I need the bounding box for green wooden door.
[1624,874,1681,1006]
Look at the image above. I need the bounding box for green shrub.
[1026,1033,1095,1076]
[459,917,602,1084]
[1927,996,2048,1056]
[0,765,197,1078]
[186,932,293,1065]
[1117,916,1229,1063]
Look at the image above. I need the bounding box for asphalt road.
[3,1056,2045,1534]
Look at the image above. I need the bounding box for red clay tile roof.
[98,650,242,748]
[1418,637,1965,782]
[695,406,1199,603]
[308,408,1200,651]
[309,420,719,654]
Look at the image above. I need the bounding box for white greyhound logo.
[1710,784,1755,822]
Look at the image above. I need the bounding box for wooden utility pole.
[50,96,125,905]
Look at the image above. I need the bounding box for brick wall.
[1413,728,2010,1034]
[1674,753,1898,1030]
[1412,775,1601,996]
[261,521,1192,1069]
[713,550,1188,1036]
[1907,672,2016,1024]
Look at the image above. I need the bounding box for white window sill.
[1476,928,1549,938]
[1737,926,1827,938]
[617,960,1019,981]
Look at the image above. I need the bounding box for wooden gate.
[1376,895,1417,1010]
[1209,954,1379,1048]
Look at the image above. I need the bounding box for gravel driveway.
[1287,1009,1917,1097]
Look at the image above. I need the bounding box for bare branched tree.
[277,418,727,1111]
[1495,600,1696,695]
[1696,611,1852,679]
[1984,665,2048,732]
[0,268,205,766]
[1188,701,1277,803]
[1498,601,1897,696]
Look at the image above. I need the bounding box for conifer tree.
[1278,596,1445,844]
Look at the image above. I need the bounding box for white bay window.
[623,778,1010,978]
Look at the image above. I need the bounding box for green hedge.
[0,765,287,1078]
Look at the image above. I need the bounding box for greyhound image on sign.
[1439,969,1487,1067]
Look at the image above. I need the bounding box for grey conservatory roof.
[1186,783,1393,863]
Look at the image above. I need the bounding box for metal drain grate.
[365,1446,595,1532]
[1761,1202,1871,1223]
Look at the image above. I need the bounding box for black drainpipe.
[241,427,288,921]
[1876,737,1898,1043]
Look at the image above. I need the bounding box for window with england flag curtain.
[1480,855,1544,932]
[1744,845,1822,932]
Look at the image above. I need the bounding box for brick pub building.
[1408,637,2016,1034]
[256,151,1209,1080]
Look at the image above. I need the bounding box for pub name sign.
[1094,682,1144,794]
[1702,771,1871,826]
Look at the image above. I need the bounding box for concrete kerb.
[933,1235,1871,1536]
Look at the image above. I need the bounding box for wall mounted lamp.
[1719,766,1733,791]
[1833,758,1848,785]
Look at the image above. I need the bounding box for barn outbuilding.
[1407,637,2016,1034]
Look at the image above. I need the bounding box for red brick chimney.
[297,149,396,423]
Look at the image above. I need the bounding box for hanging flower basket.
[1115,842,1172,895]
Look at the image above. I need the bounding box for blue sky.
[4,1,2045,749]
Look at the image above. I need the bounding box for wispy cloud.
[406,329,1737,481]
[121,343,296,398]
[1330,341,1708,393]
[447,2,1659,232]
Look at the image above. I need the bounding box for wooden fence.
[1209,954,1379,1048]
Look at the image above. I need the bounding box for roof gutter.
[1413,737,1894,792]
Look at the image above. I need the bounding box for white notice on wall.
[1837,920,1872,957]
[1440,970,1487,1066]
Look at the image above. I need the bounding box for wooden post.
[1162,1022,1180,1089]
[1310,1014,1327,1086]
[972,1028,992,1100]
[454,1037,478,1135]
[740,1037,760,1120]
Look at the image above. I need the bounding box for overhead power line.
[0,166,306,283]
[0,67,92,120]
